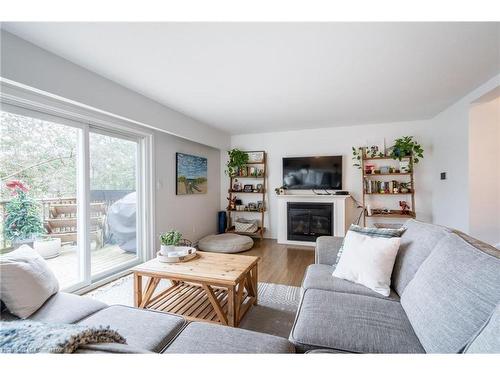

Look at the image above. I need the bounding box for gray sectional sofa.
[2,219,498,354]
[290,219,500,353]
[0,292,294,353]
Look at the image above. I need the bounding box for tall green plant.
[389,136,424,163]
[4,181,45,242]
[225,149,249,176]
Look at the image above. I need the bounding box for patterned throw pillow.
[334,224,406,267]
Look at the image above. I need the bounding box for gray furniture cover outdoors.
[106,192,137,253]
[290,219,500,353]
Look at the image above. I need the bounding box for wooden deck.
[46,244,136,289]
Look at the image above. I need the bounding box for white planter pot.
[34,238,61,259]
[160,244,175,255]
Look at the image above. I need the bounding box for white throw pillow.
[332,230,401,296]
[0,245,59,318]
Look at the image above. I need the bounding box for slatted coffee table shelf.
[132,251,259,327]
[143,281,252,325]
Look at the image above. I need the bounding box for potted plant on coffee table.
[159,230,182,254]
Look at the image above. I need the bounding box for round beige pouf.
[198,233,254,253]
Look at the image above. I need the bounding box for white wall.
[430,74,500,233]
[223,120,434,239]
[154,131,220,250]
[469,97,500,246]
[0,30,230,150]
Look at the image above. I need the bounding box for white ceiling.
[2,22,499,134]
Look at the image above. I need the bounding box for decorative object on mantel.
[274,186,287,195]
[226,151,267,240]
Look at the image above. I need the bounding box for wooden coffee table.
[132,251,259,327]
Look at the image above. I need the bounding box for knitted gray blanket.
[0,320,126,353]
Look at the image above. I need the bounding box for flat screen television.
[283,156,343,190]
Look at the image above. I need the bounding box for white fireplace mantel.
[276,194,354,247]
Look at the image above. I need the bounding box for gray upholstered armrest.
[315,236,343,265]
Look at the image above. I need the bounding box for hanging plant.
[351,147,363,169]
[389,136,424,163]
[225,149,249,176]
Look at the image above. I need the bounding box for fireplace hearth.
[287,202,333,242]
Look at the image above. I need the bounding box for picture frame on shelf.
[256,183,264,192]
[248,202,257,211]
[243,184,254,192]
[232,181,242,191]
[246,151,264,163]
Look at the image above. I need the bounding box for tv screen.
[283,156,342,190]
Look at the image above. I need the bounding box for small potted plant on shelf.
[225,149,249,177]
[399,182,411,194]
[159,230,182,254]
[4,180,45,249]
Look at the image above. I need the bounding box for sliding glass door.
[0,110,83,289]
[89,130,140,278]
[0,106,147,291]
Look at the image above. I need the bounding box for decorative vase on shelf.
[399,160,411,173]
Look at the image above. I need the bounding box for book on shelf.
[364,179,401,194]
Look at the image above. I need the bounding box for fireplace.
[287,202,333,242]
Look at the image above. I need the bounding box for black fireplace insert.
[287,202,333,242]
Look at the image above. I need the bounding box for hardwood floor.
[241,239,315,287]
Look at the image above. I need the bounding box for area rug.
[85,274,301,338]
